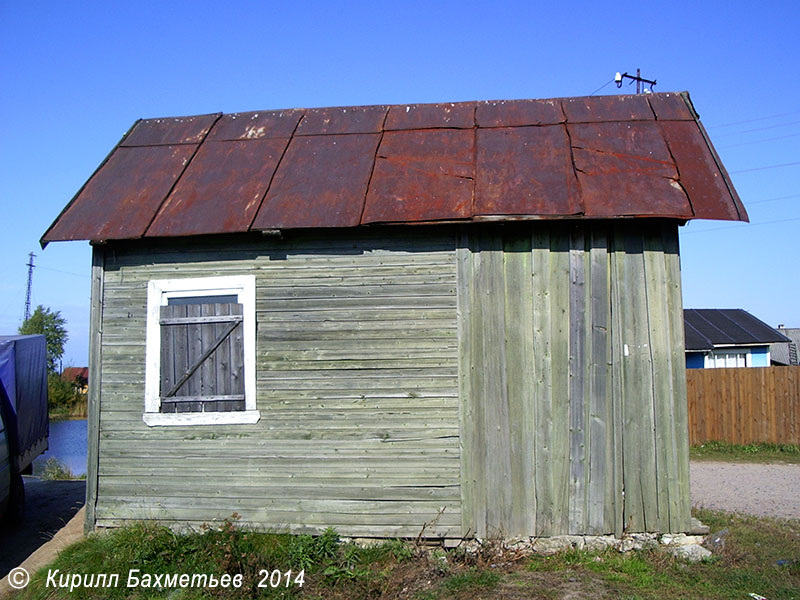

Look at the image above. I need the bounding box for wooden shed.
[42,92,747,540]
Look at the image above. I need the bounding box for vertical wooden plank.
[791,369,795,443]
[644,225,680,531]
[160,306,175,413]
[230,304,245,411]
[686,371,697,445]
[642,228,670,530]
[481,231,512,537]
[549,229,571,535]
[468,231,488,537]
[456,230,475,538]
[616,226,659,532]
[767,367,777,443]
[85,246,104,533]
[199,303,216,410]
[662,224,690,532]
[567,228,587,534]
[608,226,626,537]
[503,232,535,537]
[531,227,554,535]
[588,227,613,534]
[187,303,202,399]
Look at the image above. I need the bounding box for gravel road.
[690,461,800,519]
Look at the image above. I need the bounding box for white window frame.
[144,275,260,426]
[704,348,751,369]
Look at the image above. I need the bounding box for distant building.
[61,366,89,393]
[684,309,790,368]
[770,326,800,366]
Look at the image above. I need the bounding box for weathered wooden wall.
[87,221,692,539]
[91,229,462,537]
[687,366,800,445]
[458,222,690,538]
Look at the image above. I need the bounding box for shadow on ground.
[0,477,85,578]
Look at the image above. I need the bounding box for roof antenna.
[615,68,657,94]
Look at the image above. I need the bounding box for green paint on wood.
[458,222,691,538]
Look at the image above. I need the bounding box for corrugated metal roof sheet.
[41,91,748,245]
[684,309,790,351]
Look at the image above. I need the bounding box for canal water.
[32,418,87,476]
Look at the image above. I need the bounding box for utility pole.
[24,252,35,322]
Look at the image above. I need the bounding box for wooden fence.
[686,366,800,445]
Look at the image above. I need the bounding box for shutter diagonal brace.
[163,316,242,398]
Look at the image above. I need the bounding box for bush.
[47,372,86,416]
[40,457,81,480]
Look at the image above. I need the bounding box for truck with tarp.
[0,335,49,521]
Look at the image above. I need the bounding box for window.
[144,275,259,426]
[705,349,749,369]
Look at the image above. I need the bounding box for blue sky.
[1,0,798,367]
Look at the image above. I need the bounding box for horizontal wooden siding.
[94,230,461,537]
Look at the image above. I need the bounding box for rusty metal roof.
[41,91,747,245]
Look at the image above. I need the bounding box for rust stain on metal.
[647,92,695,121]
[563,95,654,123]
[42,92,748,245]
[207,110,304,141]
[252,133,381,229]
[363,129,474,223]
[475,125,580,216]
[570,121,690,217]
[384,102,474,130]
[660,120,748,221]
[44,146,196,241]
[476,98,564,127]
[122,114,220,146]
[147,139,290,237]
[295,105,388,135]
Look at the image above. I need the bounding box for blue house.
[684,309,790,369]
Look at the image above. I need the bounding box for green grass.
[10,509,800,600]
[690,440,800,463]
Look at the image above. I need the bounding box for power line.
[730,161,800,174]
[589,79,614,96]
[681,216,800,235]
[718,132,800,150]
[712,119,800,138]
[746,193,800,205]
[36,265,90,278]
[706,108,800,129]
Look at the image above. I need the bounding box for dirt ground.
[0,477,85,580]
[690,461,800,519]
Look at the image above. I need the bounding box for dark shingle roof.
[41,92,748,246]
[684,309,790,351]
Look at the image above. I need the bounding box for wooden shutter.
[159,301,245,413]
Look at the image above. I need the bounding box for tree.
[18,305,68,373]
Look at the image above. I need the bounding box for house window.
[705,349,749,368]
[144,275,259,426]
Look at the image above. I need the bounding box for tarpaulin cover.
[0,335,49,472]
